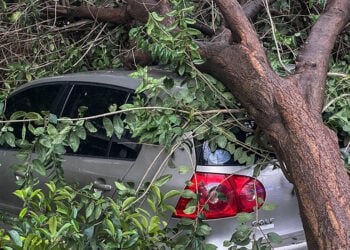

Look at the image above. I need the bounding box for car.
[0,69,307,249]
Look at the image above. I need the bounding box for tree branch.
[47,0,174,25]
[214,0,261,46]
[294,0,350,113]
[243,0,277,20]
[54,5,132,24]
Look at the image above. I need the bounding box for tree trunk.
[271,81,350,249]
[200,44,350,249]
[197,0,350,248]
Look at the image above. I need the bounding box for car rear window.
[196,121,257,166]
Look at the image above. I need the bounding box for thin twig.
[262,0,292,74]
[71,23,108,68]
[0,106,243,124]
[322,93,350,113]
[327,72,349,78]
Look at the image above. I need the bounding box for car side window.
[5,84,64,116]
[62,84,140,159]
[4,84,65,140]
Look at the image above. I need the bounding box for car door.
[60,83,139,195]
[0,83,68,213]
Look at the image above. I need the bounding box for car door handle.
[93,181,112,191]
[14,171,26,181]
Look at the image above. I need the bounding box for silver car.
[0,70,307,249]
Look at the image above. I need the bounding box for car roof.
[11,67,178,95]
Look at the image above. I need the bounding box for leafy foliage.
[0,0,349,249]
[0,179,178,249]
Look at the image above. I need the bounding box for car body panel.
[0,150,24,212]
[0,69,307,249]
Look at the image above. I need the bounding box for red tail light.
[174,173,266,219]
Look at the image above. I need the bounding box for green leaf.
[234,147,243,161]
[10,111,26,120]
[216,135,227,148]
[151,12,165,22]
[182,189,197,199]
[193,59,204,65]
[4,132,15,147]
[76,126,86,140]
[186,28,201,35]
[10,11,21,23]
[115,181,127,191]
[178,64,186,76]
[105,219,115,236]
[184,17,196,25]
[183,205,196,214]
[26,112,43,120]
[21,123,26,140]
[49,113,58,124]
[147,198,157,213]
[226,142,236,154]
[19,207,28,219]
[164,190,181,200]
[15,151,29,161]
[154,174,172,187]
[308,0,315,8]
[178,165,191,174]
[108,104,117,112]
[48,216,57,235]
[32,159,46,176]
[86,202,95,218]
[122,233,139,248]
[223,240,232,247]
[57,223,72,237]
[85,121,97,133]
[148,216,160,234]
[151,185,161,204]
[103,117,113,137]
[8,230,22,247]
[231,225,251,246]
[39,137,52,148]
[23,234,36,249]
[236,212,253,223]
[69,133,80,152]
[267,232,283,244]
[47,124,57,135]
[77,106,88,116]
[197,224,212,236]
[179,217,195,226]
[113,115,124,139]
[13,189,26,200]
[122,197,136,209]
[46,182,56,193]
[225,131,237,142]
[49,43,55,51]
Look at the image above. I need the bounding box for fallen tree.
[1,0,350,248]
